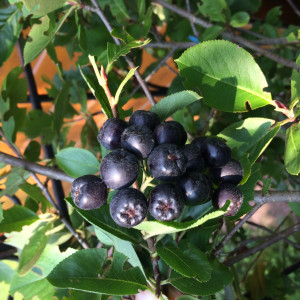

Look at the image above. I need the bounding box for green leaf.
[0,97,15,143]
[22,0,66,16]
[107,29,150,70]
[0,6,22,67]
[115,67,137,104]
[53,82,71,135]
[291,56,300,113]
[176,40,273,112]
[0,260,16,300]
[1,65,26,99]
[19,182,50,213]
[198,0,229,23]
[95,227,145,278]
[66,197,141,244]
[234,164,262,219]
[247,124,281,165]
[0,205,38,233]
[0,167,27,197]
[22,110,55,144]
[55,147,99,178]
[289,203,300,217]
[230,11,250,27]
[79,66,113,118]
[24,140,41,162]
[0,202,3,223]
[218,118,275,159]
[170,260,233,296]
[284,123,300,175]
[18,222,53,275]
[157,243,212,282]
[199,25,223,42]
[63,290,103,300]
[150,91,201,122]
[24,6,75,65]
[135,202,229,239]
[47,249,148,295]
[10,245,76,299]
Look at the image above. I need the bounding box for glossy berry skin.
[110,188,148,228]
[71,175,107,210]
[97,118,127,150]
[201,137,231,167]
[191,136,207,150]
[211,159,244,185]
[178,172,213,206]
[121,125,155,159]
[183,144,206,172]
[148,144,187,181]
[129,110,160,131]
[100,149,139,190]
[149,183,184,221]
[154,121,187,146]
[212,183,244,216]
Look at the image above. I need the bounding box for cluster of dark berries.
[71,110,244,228]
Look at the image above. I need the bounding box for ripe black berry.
[97,118,127,150]
[183,144,206,172]
[121,125,155,159]
[201,137,231,167]
[71,175,107,210]
[149,183,184,221]
[100,149,139,190]
[154,121,187,146]
[212,183,244,216]
[211,159,243,185]
[148,144,187,181]
[129,110,160,131]
[191,136,207,150]
[110,188,148,228]
[178,172,213,206]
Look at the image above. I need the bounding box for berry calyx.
[71,175,107,210]
[121,125,155,159]
[148,144,187,181]
[154,121,187,146]
[178,172,212,206]
[100,149,139,190]
[212,183,244,216]
[211,158,244,185]
[110,188,148,228]
[129,110,160,131]
[97,118,128,150]
[201,137,231,167]
[149,183,184,221]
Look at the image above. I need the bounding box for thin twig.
[246,220,300,250]
[223,223,300,266]
[186,0,198,37]
[253,191,300,204]
[145,42,197,49]
[152,0,299,69]
[88,0,156,106]
[0,151,74,183]
[286,0,300,18]
[214,204,263,256]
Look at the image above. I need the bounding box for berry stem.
[146,237,161,297]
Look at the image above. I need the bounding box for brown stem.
[214,204,263,256]
[146,237,161,297]
[0,151,74,182]
[224,223,300,266]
